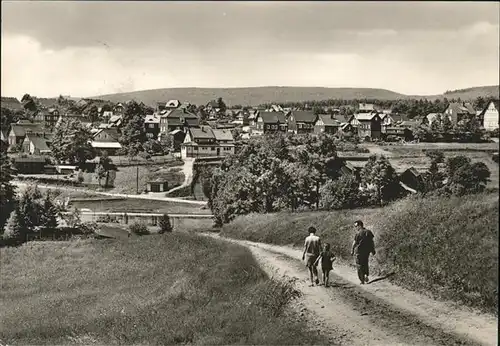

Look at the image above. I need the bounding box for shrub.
[320,175,361,210]
[158,214,172,233]
[129,222,150,236]
[3,209,24,241]
[79,222,98,235]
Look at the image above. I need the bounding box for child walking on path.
[314,243,336,287]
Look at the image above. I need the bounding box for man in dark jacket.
[351,220,376,284]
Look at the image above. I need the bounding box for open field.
[221,193,499,314]
[0,233,326,345]
[384,142,499,155]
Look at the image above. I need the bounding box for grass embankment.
[0,233,326,345]
[221,193,499,314]
[69,198,210,214]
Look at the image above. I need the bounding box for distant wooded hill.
[92,85,499,107]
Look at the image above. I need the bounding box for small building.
[443,102,476,125]
[348,112,382,140]
[145,113,161,139]
[479,100,499,131]
[399,167,425,192]
[253,111,288,135]
[287,110,317,134]
[91,128,122,155]
[146,179,169,193]
[314,114,341,134]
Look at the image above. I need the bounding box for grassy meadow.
[221,193,499,314]
[0,233,327,345]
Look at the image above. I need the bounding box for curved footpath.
[12,181,207,206]
[201,233,497,346]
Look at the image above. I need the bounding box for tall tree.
[40,192,58,230]
[51,118,96,165]
[120,114,147,156]
[95,152,114,187]
[217,97,227,114]
[0,142,16,232]
[3,209,24,241]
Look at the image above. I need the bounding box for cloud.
[1,1,498,98]
[1,34,180,98]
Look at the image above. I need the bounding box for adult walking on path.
[351,220,376,285]
[302,226,322,286]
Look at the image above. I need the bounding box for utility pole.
[136,164,139,194]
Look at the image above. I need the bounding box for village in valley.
[1,2,499,346]
[1,92,498,197]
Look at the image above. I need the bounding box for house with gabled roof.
[8,120,45,147]
[166,100,181,110]
[287,110,317,134]
[22,133,53,155]
[443,102,476,125]
[479,100,499,130]
[91,128,122,155]
[181,126,235,158]
[380,113,408,132]
[314,114,341,134]
[358,103,377,112]
[34,108,60,129]
[113,103,125,116]
[348,112,382,140]
[159,108,199,136]
[144,113,161,139]
[253,111,288,136]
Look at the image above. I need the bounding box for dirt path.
[165,158,195,195]
[202,233,497,346]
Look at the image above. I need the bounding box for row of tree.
[198,133,491,226]
[413,113,488,143]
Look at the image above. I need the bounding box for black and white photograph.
[0,1,498,345]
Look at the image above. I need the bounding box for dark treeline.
[259,96,497,118]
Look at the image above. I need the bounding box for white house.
[181,126,235,159]
[479,100,499,131]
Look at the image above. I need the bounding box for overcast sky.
[2,1,499,98]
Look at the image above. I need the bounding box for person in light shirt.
[302,226,322,286]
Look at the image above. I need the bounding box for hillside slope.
[93,85,499,107]
[94,87,407,107]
